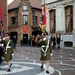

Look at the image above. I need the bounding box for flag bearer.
[38,32,52,74]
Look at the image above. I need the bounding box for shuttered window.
[65,5,73,33]
[49,9,56,34]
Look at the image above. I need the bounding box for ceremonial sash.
[41,40,49,56]
[5,40,11,54]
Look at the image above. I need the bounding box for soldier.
[4,33,14,72]
[0,36,4,64]
[38,32,52,74]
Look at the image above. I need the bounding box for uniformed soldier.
[38,32,52,74]
[4,33,14,72]
[0,36,4,64]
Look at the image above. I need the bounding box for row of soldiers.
[0,33,14,72]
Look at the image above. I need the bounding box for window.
[64,41,73,47]
[23,5,28,11]
[22,5,28,25]
[11,17,15,24]
[11,10,18,25]
[23,16,28,25]
[32,9,37,25]
[33,15,37,25]
[15,10,18,23]
[65,5,73,33]
[49,9,56,34]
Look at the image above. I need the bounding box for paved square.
[0,46,75,75]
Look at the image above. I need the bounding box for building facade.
[8,0,42,44]
[0,0,7,36]
[42,0,75,48]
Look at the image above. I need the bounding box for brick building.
[0,0,7,36]
[8,0,42,44]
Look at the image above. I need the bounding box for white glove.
[12,54,14,56]
[50,53,53,56]
[3,38,5,40]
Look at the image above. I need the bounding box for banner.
[22,26,29,33]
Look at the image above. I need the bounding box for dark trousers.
[57,44,60,49]
[0,47,3,63]
[13,43,16,49]
[32,41,35,46]
[0,56,2,63]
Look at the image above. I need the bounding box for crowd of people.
[51,34,61,49]
[29,34,41,47]
[29,33,61,49]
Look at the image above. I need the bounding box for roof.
[8,0,21,10]
[29,0,41,9]
[8,0,42,10]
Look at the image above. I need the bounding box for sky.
[7,0,14,5]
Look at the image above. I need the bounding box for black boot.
[41,65,43,70]
[46,70,49,74]
[7,69,11,72]
[58,46,60,49]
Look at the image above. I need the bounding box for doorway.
[10,32,18,40]
[23,34,28,44]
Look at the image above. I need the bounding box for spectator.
[32,35,35,46]
[57,34,60,49]
[12,36,17,49]
[51,35,56,49]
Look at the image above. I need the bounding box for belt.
[6,46,11,48]
[42,45,49,47]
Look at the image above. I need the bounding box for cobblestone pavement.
[0,45,75,75]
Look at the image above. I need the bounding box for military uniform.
[4,39,14,61]
[39,39,52,60]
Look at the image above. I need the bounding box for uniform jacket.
[38,38,52,60]
[4,39,14,61]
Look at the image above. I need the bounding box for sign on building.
[22,11,29,15]
[22,26,29,33]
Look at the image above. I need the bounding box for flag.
[0,7,3,24]
[41,0,46,28]
[0,7,3,31]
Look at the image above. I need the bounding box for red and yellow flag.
[0,7,2,24]
[41,0,46,28]
[0,7,3,31]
